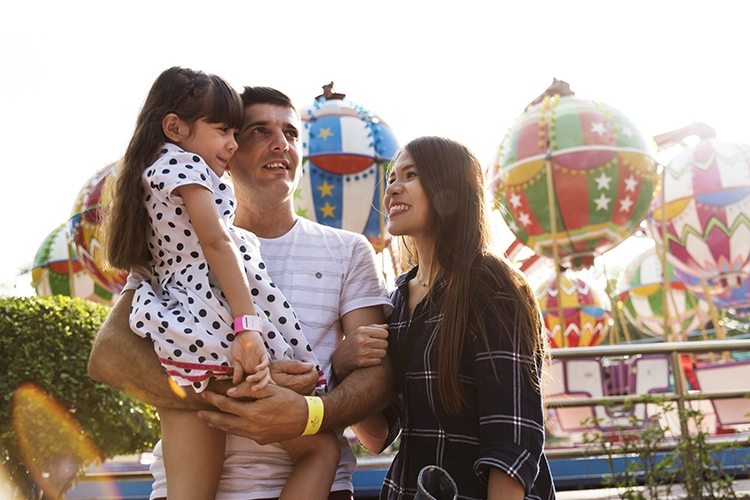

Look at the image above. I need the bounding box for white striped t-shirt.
[148,216,392,500]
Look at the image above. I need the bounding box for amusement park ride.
[25,79,750,496]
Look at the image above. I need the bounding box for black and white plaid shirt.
[380,268,556,500]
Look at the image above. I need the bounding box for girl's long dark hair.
[396,136,546,415]
[102,66,243,272]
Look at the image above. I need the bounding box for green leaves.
[0,295,160,498]
[583,395,747,499]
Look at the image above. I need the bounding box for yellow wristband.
[301,396,324,436]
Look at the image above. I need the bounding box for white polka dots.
[129,143,325,393]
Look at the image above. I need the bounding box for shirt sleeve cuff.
[473,442,540,493]
[380,403,402,453]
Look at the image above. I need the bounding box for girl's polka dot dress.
[130,143,325,393]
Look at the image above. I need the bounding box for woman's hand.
[331,324,389,382]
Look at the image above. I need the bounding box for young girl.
[102,66,339,500]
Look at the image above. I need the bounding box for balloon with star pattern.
[536,271,610,348]
[31,223,119,305]
[295,89,399,252]
[68,161,128,294]
[649,138,750,288]
[488,94,658,269]
[619,246,708,338]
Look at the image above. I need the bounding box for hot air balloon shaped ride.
[31,224,118,305]
[68,161,128,294]
[295,83,399,252]
[537,271,610,348]
[619,247,708,339]
[675,268,750,318]
[650,138,750,289]
[488,88,658,269]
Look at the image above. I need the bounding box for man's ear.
[163,113,189,142]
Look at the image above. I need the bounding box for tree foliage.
[0,295,159,498]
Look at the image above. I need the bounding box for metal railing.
[544,339,750,459]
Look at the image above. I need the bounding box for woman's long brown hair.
[101,67,243,272]
[395,136,546,415]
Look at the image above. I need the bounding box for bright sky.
[1,0,747,296]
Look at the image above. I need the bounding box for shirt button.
[315,272,323,279]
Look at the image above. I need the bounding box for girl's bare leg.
[158,407,225,500]
[279,431,341,500]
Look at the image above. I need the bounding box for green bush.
[0,295,160,498]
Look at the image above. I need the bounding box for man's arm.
[318,304,394,430]
[88,289,211,410]
[89,290,318,408]
[200,305,394,445]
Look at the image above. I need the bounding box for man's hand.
[331,324,389,382]
[200,305,393,445]
[199,385,307,444]
[269,360,317,394]
[228,359,317,398]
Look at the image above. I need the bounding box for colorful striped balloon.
[619,246,708,338]
[488,95,658,269]
[649,138,750,288]
[536,272,610,348]
[31,224,118,306]
[68,161,128,294]
[296,94,399,252]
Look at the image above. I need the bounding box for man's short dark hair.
[240,86,298,116]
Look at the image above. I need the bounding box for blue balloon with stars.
[296,85,399,252]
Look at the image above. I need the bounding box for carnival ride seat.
[570,358,640,430]
[694,359,750,429]
[627,354,672,424]
[547,355,672,432]
[545,359,595,432]
[546,358,604,432]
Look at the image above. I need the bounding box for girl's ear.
[163,113,189,142]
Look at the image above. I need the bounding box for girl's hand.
[244,358,274,393]
[231,330,271,390]
[228,360,314,398]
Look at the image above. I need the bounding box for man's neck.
[234,201,298,239]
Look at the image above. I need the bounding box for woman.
[347,136,555,499]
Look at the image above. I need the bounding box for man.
[88,86,394,500]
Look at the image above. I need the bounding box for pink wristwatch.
[233,315,263,334]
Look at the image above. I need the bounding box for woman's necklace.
[415,272,429,288]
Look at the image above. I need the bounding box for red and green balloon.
[488,95,658,269]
